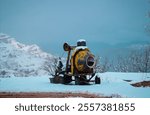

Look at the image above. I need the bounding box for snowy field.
[0,72,150,98]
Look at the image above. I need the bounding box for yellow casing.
[71,48,89,74]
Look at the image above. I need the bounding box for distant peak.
[0,33,11,40]
[0,33,54,59]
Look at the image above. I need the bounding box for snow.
[77,39,86,42]
[74,46,88,53]
[0,72,150,97]
[0,33,56,77]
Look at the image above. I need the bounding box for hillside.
[0,33,56,77]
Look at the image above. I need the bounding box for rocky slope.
[0,33,57,77]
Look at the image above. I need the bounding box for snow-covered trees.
[96,45,150,73]
[43,58,58,75]
[95,56,111,73]
[113,45,150,72]
[145,1,150,36]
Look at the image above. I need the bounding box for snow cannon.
[50,39,101,85]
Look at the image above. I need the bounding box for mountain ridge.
[0,33,56,77]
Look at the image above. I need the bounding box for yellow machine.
[50,39,101,85]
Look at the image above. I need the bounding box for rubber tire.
[95,76,101,84]
[63,75,72,84]
[75,76,80,85]
[80,75,88,85]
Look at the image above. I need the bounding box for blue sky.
[0,0,150,55]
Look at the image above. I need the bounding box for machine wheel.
[75,76,80,85]
[50,76,64,84]
[75,75,88,85]
[95,76,101,84]
[63,75,72,84]
[80,75,88,85]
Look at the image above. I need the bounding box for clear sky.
[0,0,150,55]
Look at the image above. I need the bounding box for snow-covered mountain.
[0,33,57,77]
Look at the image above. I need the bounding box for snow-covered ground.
[0,72,150,98]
